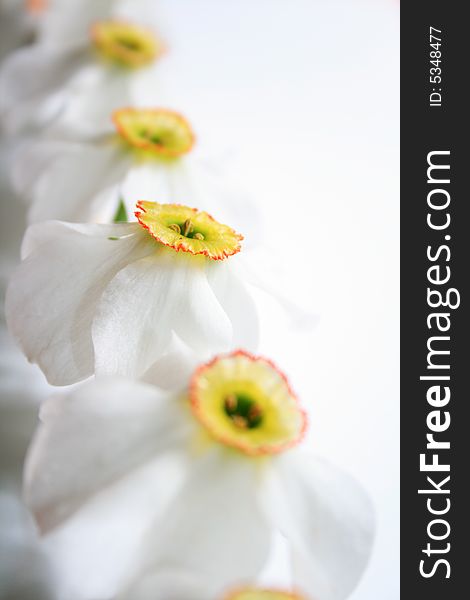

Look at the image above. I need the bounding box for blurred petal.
[120,160,175,218]
[263,454,374,600]
[206,260,259,351]
[6,221,151,385]
[0,492,55,600]
[0,1,36,61]
[14,140,129,223]
[142,334,199,390]
[171,257,233,356]
[24,376,191,533]
[119,568,212,600]
[0,45,84,134]
[50,65,138,140]
[12,139,69,201]
[135,449,271,596]
[0,325,51,485]
[43,451,188,600]
[37,0,116,47]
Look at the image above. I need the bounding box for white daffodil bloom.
[5,202,259,385]
[12,108,258,239]
[24,351,374,600]
[0,0,164,137]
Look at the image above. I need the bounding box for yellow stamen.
[224,394,238,412]
[183,219,193,237]
[248,404,262,422]
[231,415,249,429]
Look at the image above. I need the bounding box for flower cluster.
[1,2,374,600]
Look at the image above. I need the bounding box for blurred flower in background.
[11,107,259,238]
[0,0,165,137]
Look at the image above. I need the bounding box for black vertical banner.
[401,3,467,598]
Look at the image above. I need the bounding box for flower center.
[135,202,243,260]
[190,351,308,456]
[91,21,163,68]
[226,589,306,600]
[224,394,263,429]
[113,108,195,157]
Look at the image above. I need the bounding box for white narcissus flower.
[0,1,165,137]
[24,351,374,600]
[5,202,259,385]
[12,108,258,239]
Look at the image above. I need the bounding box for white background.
[151,1,399,598]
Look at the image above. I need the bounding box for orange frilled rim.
[135,201,243,261]
[189,350,308,457]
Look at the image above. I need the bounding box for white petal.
[91,252,174,379]
[120,161,176,218]
[0,3,35,62]
[12,139,69,201]
[0,325,52,485]
[37,0,116,48]
[206,259,259,351]
[119,569,212,600]
[24,376,190,533]
[0,491,54,600]
[5,221,152,385]
[92,250,233,378]
[50,64,136,140]
[0,45,84,134]
[170,256,233,356]
[43,451,189,600]
[141,333,200,390]
[134,449,271,597]
[263,453,375,600]
[17,141,129,223]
